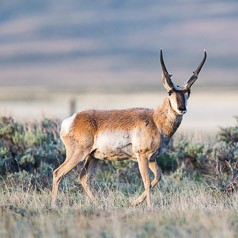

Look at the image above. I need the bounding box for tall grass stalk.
[0,175,237,238]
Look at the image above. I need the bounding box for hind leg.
[51,145,91,207]
[79,155,99,202]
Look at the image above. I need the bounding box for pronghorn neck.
[153,97,183,137]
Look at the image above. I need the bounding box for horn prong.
[160,49,174,91]
[183,51,207,90]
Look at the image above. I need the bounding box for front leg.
[132,154,151,208]
[131,160,161,207]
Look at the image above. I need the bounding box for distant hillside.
[0,0,237,91]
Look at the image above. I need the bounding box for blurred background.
[0,0,237,134]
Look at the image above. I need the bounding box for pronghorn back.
[61,108,154,137]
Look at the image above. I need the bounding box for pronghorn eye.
[168,90,173,96]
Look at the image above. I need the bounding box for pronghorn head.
[160,49,207,115]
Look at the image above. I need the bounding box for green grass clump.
[0,116,237,193]
[0,175,237,238]
[0,116,237,237]
[158,117,238,192]
[0,117,65,175]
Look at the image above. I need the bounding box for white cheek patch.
[183,92,190,108]
[170,96,179,113]
[185,93,188,107]
[61,113,76,136]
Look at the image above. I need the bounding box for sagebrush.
[0,116,237,193]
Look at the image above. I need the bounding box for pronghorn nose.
[178,107,187,114]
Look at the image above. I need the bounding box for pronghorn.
[52,50,207,208]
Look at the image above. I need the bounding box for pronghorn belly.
[93,131,135,161]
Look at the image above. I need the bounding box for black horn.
[184,51,207,90]
[160,49,174,91]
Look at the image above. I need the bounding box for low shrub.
[0,117,65,175]
[0,116,237,194]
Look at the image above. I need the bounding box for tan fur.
[51,50,206,208]
[51,97,182,208]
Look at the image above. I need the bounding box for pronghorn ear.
[160,49,174,92]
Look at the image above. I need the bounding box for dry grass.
[0,175,237,238]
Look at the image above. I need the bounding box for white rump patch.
[60,113,76,136]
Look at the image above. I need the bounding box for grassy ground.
[0,174,237,238]
[0,116,237,237]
